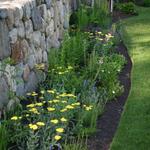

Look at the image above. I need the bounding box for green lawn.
[110,7,150,150]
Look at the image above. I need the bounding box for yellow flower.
[57,66,62,69]
[59,93,67,97]
[53,99,60,103]
[36,122,45,126]
[39,96,44,99]
[27,104,35,108]
[85,105,93,111]
[68,66,73,70]
[47,107,55,112]
[58,72,64,75]
[29,108,37,112]
[60,108,67,112]
[11,116,18,120]
[35,102,43,107]
[41,90,45,94]
[29,108,40,114]
[54,135,61,141]
[29,124,38,130]
[66,105,74,110]
[72,102,80,106]
[66,94,76,98]
[60,117,67,122]
[26,114,29,117]
[48,100,53,104]
[97,31,102,35]
[47,90,55,94]
[61,100,67,103]
[56,128,64,133]
[50,119,59,124]
[26,93,31,96]
[31,92,38,96]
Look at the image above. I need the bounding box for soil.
[87,11,133,150]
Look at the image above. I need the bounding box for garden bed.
[87,41,132,150]
[0,1,133,150]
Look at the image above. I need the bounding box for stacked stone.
[0,0,71,108]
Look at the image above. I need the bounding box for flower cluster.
[10,88,93,145]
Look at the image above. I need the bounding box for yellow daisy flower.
[36,122,45,126]
[29,124,38,130]
[35,102,43,107]
[47,107,55,112]
[26,104,35,108]
[66,105,74,109]
[56,128,64,133]
[54,135,61,141]
[47,90,55,94]
[50,119,59,124]
[11,116,18,120]
[60,117,67,122]
[60,108,67,112]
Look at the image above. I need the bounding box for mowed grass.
[110,7,150,150]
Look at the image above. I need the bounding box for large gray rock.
[16,78,25,96]
[27,54,36,69]
[0,20,11,60]
[53,3,60,30]
[35,49,43,63]
[22,2,31,20]
[14,6,23,27]
[24,19,33,39]
[45,0,52,9]
[15,63,24,78]
[57,0,64,24]
[24,71,38,93]
[0,77,9,108]
[6,9,15,30]
[31,8,42,30]
[38,4,47,20]
[5,65,17,92]
[9,28,18,44]
[46,19,54,37]
[46,9,52,23]
[21,39,29,63]
[43,51,48,62]
[17,21,25,38]
[40,34,46,50]
[31,31,41,48]
[23,64,30,81]
[0,8,8,19]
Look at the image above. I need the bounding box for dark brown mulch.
[87,41,132,150]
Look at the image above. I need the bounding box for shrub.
[72,0,110,29]
[115,2,137,14]
[143,0,150,7]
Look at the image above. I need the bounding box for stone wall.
[0,0,73,108]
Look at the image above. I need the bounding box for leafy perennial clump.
[9,89,93,149]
